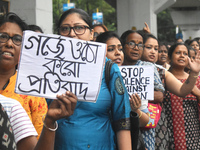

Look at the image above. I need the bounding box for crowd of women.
[0,7,200,150]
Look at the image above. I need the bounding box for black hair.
[28,24,43,33]
[120,30,141,48]
[137,30,146,39]
[188,46,197,56]
[158,41,169,52]
[188,39,199,46]
[0,12,28,31]
[143,33,157,44]
[184,39,191,46]
[57,8,92,34]
[159,41,168,48]
[193,37,200,44]
[96,31,121,44]
[168,42,189,60]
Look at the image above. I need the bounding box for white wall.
[116,0,175,37]
[10,0,53,34]
[170,10,200,40]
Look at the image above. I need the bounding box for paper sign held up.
[15,31,106,102]
[119,65,154,100]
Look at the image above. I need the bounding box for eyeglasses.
[0,33,22,46]
[93,32,104,38]
[59,25,91,36]
[126,41,144,50]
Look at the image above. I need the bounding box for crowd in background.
[0,7,200,150]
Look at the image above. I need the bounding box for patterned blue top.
[53,58,131,150]
[136,60,165,150]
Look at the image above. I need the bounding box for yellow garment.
[0,72,48,140]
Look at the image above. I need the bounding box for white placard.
[15,31,106,102]
[119,65,154,100]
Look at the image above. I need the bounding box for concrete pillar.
[116,0,176,37]
[116,0,156,36]
[170,10,200,40]
[10,0,53,34]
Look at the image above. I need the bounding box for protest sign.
[92,12,103,25]
[15,31,106,102]
[119,65,154,100]
[63,3,75,12]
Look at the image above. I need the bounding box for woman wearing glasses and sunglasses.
[92,24,108,41]
[51,8,132,150]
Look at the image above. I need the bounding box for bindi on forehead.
[62,13,86,26]
[128,33,143,43]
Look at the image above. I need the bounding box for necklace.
[2,79,10,90]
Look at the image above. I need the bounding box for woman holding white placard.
[0,12,48,139]
[0,12,77,150]
[51,8,132,150]
[96,31,150,128]
[121,30,200,150]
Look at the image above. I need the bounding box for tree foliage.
[53,0,116,33]
[157,9,176,43]
[53,0,176,42]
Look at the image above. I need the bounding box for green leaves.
[53,0,116,33]
[157,9,176,43]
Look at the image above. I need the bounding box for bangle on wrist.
[42,115,58,132]
[189,71,199,77]
[139,110,143,118]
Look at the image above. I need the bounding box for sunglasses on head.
[93,32,104,37]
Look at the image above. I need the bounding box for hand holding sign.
[119,65,154,100]
[15,31,106,102]
[47,91,77,121]
[130,93,141,111]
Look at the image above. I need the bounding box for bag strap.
[105,60,114,88]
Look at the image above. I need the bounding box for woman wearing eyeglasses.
[121,31,165,150]
[0,13,48,140]
[96,31,149,127]
[121,30,200,150]
[0,12,77,150]
[52,8,132,150]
